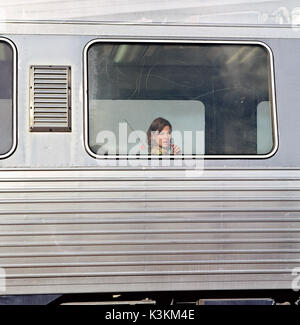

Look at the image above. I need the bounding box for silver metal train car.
[0,0,300,304]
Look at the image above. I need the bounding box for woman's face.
[152,125,171,148]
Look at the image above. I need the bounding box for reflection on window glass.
[0,41,14,156]
[87,42,275,156]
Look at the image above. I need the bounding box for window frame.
[83,38,278,160]
[0,37,17,159]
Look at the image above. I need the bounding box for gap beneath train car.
[44,290,300,305]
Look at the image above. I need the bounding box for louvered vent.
[29,65,71,132]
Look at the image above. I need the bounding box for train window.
[85,41,277,158]
[0,39,16,159]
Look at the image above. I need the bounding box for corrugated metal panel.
[0,169,300,294]
[29,65,71,132]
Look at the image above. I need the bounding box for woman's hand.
[171,144,181,155]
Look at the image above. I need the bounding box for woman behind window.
[147,117,181,155]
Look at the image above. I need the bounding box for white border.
[0,37,17,159]
[83,39,278,160]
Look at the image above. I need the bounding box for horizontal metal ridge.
[33,112,67,116]
[34,122,68,126]
[1,167,300,171]
[4,269,294,279]
[34,75,67,80]
[34,79,67,84]
[34,74,67,78]
[33,119,68,123]
[34,90,67,94]
[3,259,300,268]
[34,107,67,111]
[1,186,300,193]
[34,68,67,72]
[2,177,300,182]
[2,18,299,28]
[1,229,300,236]
[2,238,300,247]
[1,217,300,226]
[34,85,68,89]
[33,115,67,119]
[33,110,68,113]
[1,248,300,258]
[34,71,67,75]
[33,107,67,111]
[34,94,67,98]
[34,100,67,105]
[33,123,71,126]
[0,175,300,182]
[1,207,300,215]
[34,102,67,107]
[0,196,299,204]
[34,116,68,120]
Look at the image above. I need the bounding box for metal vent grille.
[29,65,71,132]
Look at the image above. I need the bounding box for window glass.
[257,101,273,154]
[87,42,275,157]
[0,40,14,156]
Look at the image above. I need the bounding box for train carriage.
[0,0,300,304]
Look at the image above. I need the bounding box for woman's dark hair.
[147,117,172,153]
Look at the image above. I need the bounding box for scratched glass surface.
[87,43,273,156]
